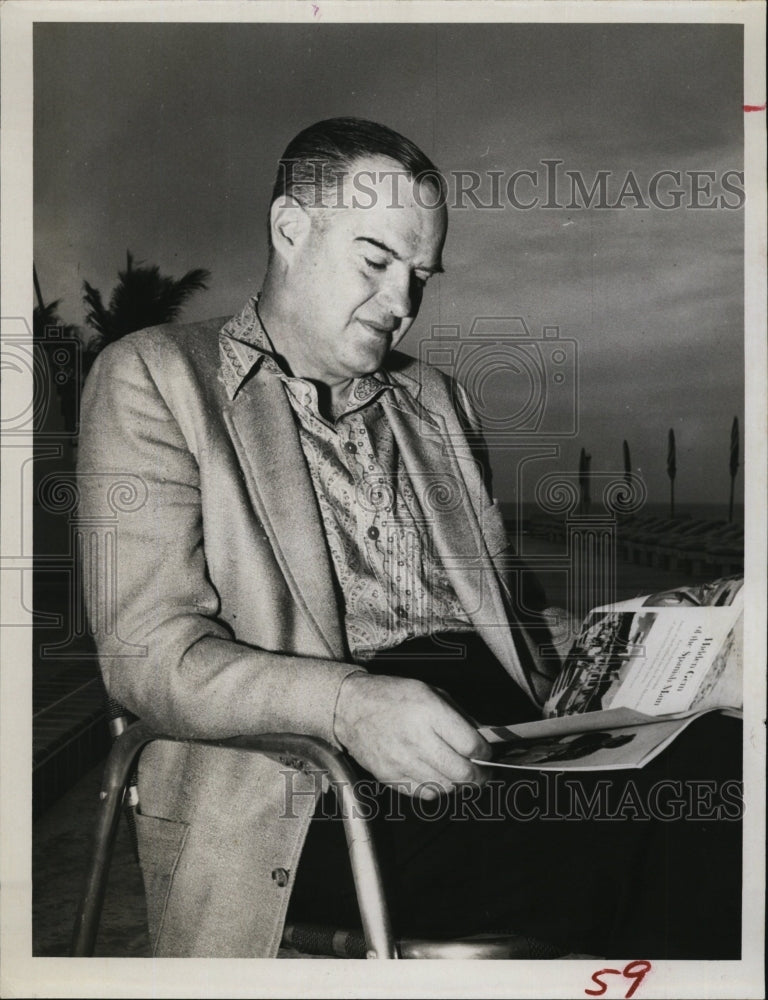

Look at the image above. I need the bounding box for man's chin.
[349,358,385,379]
[347,340,390,376]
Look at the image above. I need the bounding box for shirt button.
[367,525,379,540]
[344,441,357,454]
[395,605,407,618]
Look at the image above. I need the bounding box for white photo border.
[1,2,765,998]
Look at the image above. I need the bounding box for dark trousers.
[287,633,742,958]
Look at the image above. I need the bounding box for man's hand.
[333,673,492,800]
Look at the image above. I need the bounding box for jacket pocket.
[134,810,189,954]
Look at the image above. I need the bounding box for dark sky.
[34,21,744,506]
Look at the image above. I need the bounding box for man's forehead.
[340,155,442,208]
[331,158,447,260]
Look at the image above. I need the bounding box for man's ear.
[269,197,311,264]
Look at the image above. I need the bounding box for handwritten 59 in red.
[585,960,652,999]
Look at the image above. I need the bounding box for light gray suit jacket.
[77,315,557,956]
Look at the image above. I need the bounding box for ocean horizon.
[500,500,745,525]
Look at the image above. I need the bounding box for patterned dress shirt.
[219,298,473,662]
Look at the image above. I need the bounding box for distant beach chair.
[622,517,689,566]
[674,523,743,576]
[616,514,666,562]
[644,519,726,571]
[702,526,744,577]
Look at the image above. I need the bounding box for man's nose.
[378,271,413,319]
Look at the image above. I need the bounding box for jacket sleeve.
[76,336,362,741]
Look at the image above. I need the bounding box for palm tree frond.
[156,269,211,322]
[82,280,115,341]
[82,254,211,347]
[33,299,63,339]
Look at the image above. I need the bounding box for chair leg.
[334,770,398,959]
[69,721,157,956]
[227,733,399,960]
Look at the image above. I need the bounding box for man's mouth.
[359,319,397,337]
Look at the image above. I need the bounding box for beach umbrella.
[622,440,631,502]
[667,428,676,519]
[728,417,739,523]
[579,447,592,514]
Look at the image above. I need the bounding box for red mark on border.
[585,960,652,999]
[311,3,321,16]
[743,103,766,112]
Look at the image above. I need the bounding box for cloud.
[34,21,744,506]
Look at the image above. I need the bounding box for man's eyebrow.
[354,237,444,274]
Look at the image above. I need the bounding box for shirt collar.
[219,296,398,411]
[219,297,280,399]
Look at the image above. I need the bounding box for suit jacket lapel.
[223,372,345,660]
[382,389,537,701]
[218,336,539,700]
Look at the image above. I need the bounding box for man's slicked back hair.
[269,116,444,222]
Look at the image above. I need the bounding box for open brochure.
[475,576,743,771]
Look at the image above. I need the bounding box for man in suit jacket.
[77,117,741,959]
[77,117,559,956]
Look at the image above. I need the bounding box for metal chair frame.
[71,722,565,960]
[71,723,400,958]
